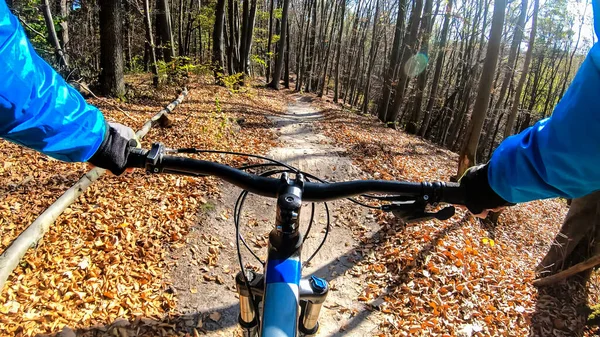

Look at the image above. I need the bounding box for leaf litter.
[0,75,285,336]
[2,78,598,336]
[314,102,599,336]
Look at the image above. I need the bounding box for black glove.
[459,164,513,215]
[88,122,139,175]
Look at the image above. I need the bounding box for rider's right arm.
[487,40,600,203]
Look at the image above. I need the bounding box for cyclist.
[460,0,600,217]
[0,0,137,175]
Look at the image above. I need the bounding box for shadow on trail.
[58,213,469,336]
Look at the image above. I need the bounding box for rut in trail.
[169,95,388,336]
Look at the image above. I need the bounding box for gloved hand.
[88,122,140,175]
[458,164,513,216]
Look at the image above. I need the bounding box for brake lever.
[381,201,455,223]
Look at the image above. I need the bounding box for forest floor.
[0,76,598,337]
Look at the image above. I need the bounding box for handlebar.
[127,143,466,205]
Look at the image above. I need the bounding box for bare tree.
[41,0,69,69]
[504,0,539,138]
[268,0,290,89]
[457,0,507,176]
[99,0,126,97]
[213,0,227,82]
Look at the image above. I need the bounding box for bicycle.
[126,143,465,337]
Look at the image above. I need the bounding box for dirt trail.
[169,96,386,336]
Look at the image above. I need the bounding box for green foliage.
[251,54,267,68]
[197,5,216,33]
[257,10,270,21]
[13,0,54,63]
[272,34,281,45]
[128,55,146,73]
[588,304,600,326]
[274,8,283,20]
[220,72,245,93]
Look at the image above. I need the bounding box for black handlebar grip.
[126,148,149,168]
[440,182,466,205]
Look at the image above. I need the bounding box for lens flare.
[404,53,429,77]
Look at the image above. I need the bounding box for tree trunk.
[239,0,257,75]
[284,20,290,88]
[56,0,69,64]
[184,0,196,56]
[536,191,600,280]
[124,0,133,69]
[178,0,184,56]
[266,0,275,82]
[41,0,69,69]
[304,0,317,92]
[406,0,437,133]
[361,0,381,112]
[457,0,506,176]
[156,0,176,62]
[99,0,125,97]
[504,0,538,139]
[385,0,424,125]
[418,0,453,136]
[377,0,406,121]
[227,0,240,74]
[318,0,340,97]
[493,0,527,116]
[268,0,290,89]
[213,0,227,82]
[333,0,346,102]
[143,0,160,86]
[558,5,586,101]
[297,0,314,91]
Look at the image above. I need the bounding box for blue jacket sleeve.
[488,0,600,203]
[0,1,106,162]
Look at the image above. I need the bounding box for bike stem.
[236,172,329,336]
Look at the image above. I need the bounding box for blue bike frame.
[262,257,302,336]
[235,173,328,337]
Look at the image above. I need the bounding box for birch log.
[0,88,188,291]
[533,253,600,287]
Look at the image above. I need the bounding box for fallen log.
[533,253,600,287]
[0,88,189,291]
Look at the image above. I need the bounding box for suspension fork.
[235,271,329,336]
[235,172,329,336]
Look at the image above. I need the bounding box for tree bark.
[268,0,290,89]
[457,0,506,176]
[504,0,539,138]
[418,0,453,136]
[333,0,346,102]
[304,0,318,92]
[99,0,126,97]
[360,0,381,112]
[377,0,406,121]
[385,0,424,125]
[227,0,240,74]
[266,0,275,82]
[536,191,600,278]
[406,0,437,133]
[318,0,340,97]
[41,0,69,69]
[56,0,69,64]
[156,0,176,62]
[493,0,527,115]
[213,0,227,82]
[143,0,160,86]
[284,20,290,88]
[239,0,257,74]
